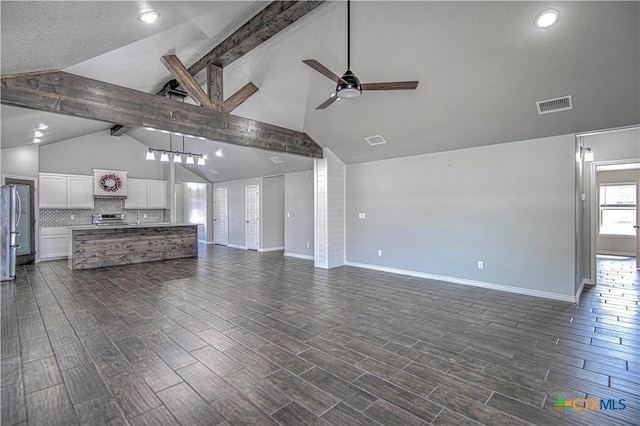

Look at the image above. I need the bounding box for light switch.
[287,212,291,218]
[358,213,366,219]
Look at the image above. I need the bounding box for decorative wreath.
[99,173,123,192]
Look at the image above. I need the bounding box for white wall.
[285,171,314,258]
[1,144,39,179]
[39,130,165,179]
[261,175,284,250]
[346,134,576,300]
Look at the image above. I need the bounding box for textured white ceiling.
[1,1,638,180]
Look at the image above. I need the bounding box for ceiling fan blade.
[303,59,347,85]
[361,81,419,91]
[316,95,339,110]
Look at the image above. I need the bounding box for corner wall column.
[314,148,345,269]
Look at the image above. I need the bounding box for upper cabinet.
[39,173,94,209]
[124,178,167,209]
[147,180,168,209]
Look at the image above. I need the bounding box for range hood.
[93,169,127,197]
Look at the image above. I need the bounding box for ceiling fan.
[303,0,419,110]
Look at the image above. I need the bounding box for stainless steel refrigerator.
[1,185,21,281]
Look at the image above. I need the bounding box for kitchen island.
[68,223,198,270]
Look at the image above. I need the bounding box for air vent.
[364,135,387,146]
[536,95,573,115]
[208,168,219,175]
[270,156,284,164]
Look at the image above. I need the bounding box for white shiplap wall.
[314,148,345,269]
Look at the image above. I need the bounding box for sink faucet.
[136,210,141,226]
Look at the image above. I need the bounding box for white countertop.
[68,223,200,230]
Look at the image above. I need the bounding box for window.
[599,184,636,236]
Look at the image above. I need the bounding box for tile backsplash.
[40,198,166,227]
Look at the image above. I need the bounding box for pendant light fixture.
[143,89,207,165]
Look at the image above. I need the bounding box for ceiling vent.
[536,95,573,115]
[270,156,284,164]
[364,135,387,146]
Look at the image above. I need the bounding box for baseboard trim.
[259,246,285,253]
[199,240,214,245]
[284,252,314,260]
[573,279,592,306]
[37,256,67,262]
[227,244,246,250]
[345,261,577,303]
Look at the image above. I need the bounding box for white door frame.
[245,185,259,250]
[214,187,228,245]
[588,159,640,280]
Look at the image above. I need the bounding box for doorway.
[214,188,228,245]
[4,177,36,264]
[589,161,640,280]
[245,185,259,250]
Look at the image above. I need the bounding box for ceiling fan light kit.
[304,0,418,109]
[336,71,362,99]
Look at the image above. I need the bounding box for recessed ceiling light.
[535,9,559,28]
[32,138,41,143]
[34,130,44,138]
[37,123,48,130]
[215,149,223,157]
[138,11,160,24]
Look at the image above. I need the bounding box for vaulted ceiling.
[2,1,639,182]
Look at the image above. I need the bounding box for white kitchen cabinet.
[39,173,94,209]
[147,180,167,209]
[67,176,94,208]
[124,179,148,209]
[39,174,67,208]
[39,227,70,260]
[124,179,167,209]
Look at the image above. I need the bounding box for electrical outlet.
[70,215,75,220]
[306,242,310,248]
[477,261,484,269]
[378,249,382,257]
[143,214,147,218]
[359,213,366,219]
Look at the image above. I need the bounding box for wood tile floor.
[1,247,638,425]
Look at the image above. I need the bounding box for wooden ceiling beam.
[111,1,325,136]
[157,1,325,97]
[161,55,215,108]
[207,64,223,111]
[223,82,259,113]
[1,70,322,158]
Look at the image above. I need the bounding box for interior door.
[214,188,228,245]
[5,178,35,264]
[245,185,259,250]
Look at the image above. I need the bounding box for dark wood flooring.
[1,247,638,425]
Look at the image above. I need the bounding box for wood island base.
[68,224,198,270]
